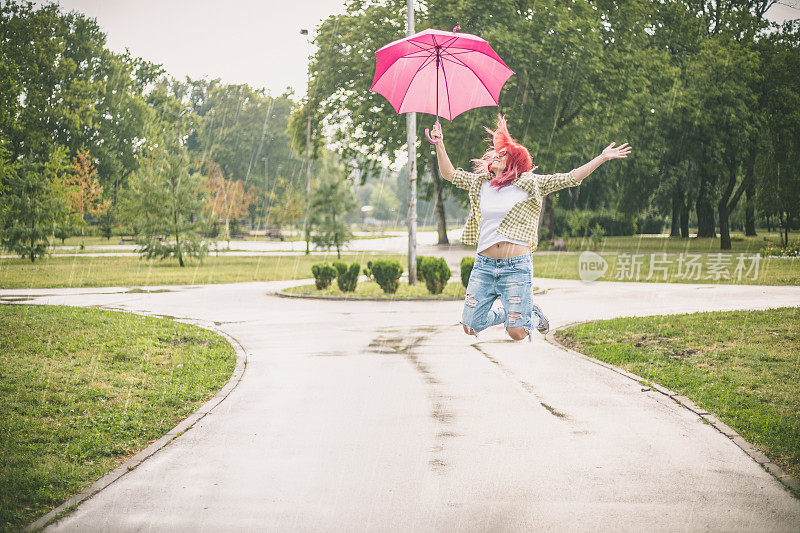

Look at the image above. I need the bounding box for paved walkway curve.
[3,279,800,531]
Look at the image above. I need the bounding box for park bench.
[266,228,284,241]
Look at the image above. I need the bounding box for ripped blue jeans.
[460,253,539,341]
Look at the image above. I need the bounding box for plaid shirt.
[451,168,581,251]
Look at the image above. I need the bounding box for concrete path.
[1,230,467,259]
[3,279,800,531]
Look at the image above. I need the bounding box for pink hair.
[471,115,536,188]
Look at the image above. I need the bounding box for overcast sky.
[41,0,349,100]
[39,1,800,101]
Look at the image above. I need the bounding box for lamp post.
[301,28,312,255]
[262,156,268,231]
[406,0,417,285]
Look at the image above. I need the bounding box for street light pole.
[406,0,418,285]
[262,156,268,231]
[301,28,312,255]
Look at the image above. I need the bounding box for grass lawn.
[555,307,800,493]
[541,233,784,254]
[0,304,237,530]
[284,280,468,299]
[531,252,800,285]
[0,254,407,289]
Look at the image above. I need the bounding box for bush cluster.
[553,207,637,237]
[761,240,800,257]
[311,263,337,289]
[460,257,475,288]
[332,261,360,292]
[312,257,462,296]
[418,257,451,294]
[370,259,404,294]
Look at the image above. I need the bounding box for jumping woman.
[430,116,631,342]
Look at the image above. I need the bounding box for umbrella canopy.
[370,28,514,122]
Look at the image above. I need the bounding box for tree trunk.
[680,195,690,238]
[175,206,184,267]
[430,158,449,245]
[719,204,731,249]
[696,175,716,238]
[29,211,35,262]
[744,152,757,236]
[670,181,682,237]
[718,164,736,250]
[784,211,789,245]
[225,218,230,249]
[333,209,340,259]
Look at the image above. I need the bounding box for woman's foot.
[532,304,549,335]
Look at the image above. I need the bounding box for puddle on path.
[124,288,175,294]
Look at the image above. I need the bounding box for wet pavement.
[3,278,800,531]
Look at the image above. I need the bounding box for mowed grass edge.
[0,304,237,530]
[555,307,800,493]
[0,254,407,289]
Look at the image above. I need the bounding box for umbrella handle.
[424,127,438,144]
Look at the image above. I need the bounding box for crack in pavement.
[363,325,457,474]
[472,342,574,423]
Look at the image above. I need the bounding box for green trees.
[300,0,799,249]
[0,152,62,262]
[309,173,357,259]
[0,1,310,258]
[122,144,208,266]
[2,0,798,255]
[754,23,800,246]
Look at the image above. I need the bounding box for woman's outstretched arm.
[572,142,632,182]
[430,122,455,182]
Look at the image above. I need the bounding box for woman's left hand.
[601,142,632,161]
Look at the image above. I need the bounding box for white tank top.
[476,181,529,253]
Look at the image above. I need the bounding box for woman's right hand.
[430,121,443,144]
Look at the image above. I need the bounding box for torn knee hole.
[509,296,522,304]
[508,312,522,323]
[465,294,477,307]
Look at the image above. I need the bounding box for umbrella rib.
[440,56,454,120]
[406,36,508,66]
[406,40,437,54]
[440,45,510,65]
[439,54,497,103]
[396,54,438,114]
[438,35,459,50]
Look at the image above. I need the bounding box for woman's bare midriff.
[479,241,531,259]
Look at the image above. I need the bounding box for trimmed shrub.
[419,257,451,295]
[561,208,636,237]
[415,255,428,282]
[589,223,606,248]
[311,263,337,290]
[460,257,475,288]
[336,262,360,292]
[371,259,404,294]
[332,261,348,277]
[363,261,373,280]
[636,214,666,234]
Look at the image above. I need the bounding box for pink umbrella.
[370,26,514,143]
